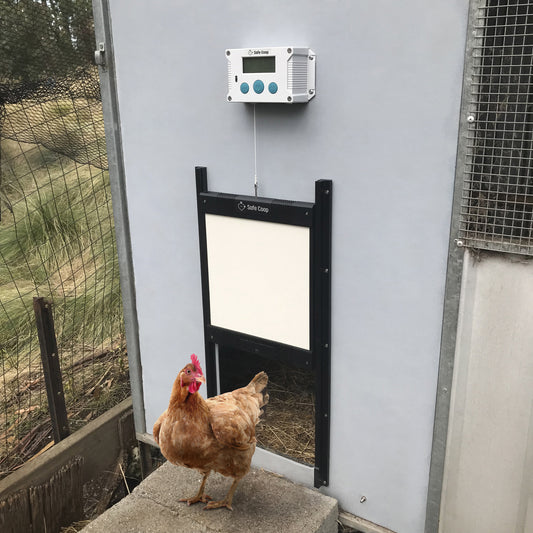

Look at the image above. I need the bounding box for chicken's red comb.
[191,353,203,375]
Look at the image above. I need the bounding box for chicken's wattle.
[188,380,201,394]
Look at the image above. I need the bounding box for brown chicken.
[153,354,268,510]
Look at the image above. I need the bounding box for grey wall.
[106,1,469,531]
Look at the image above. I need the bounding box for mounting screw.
[309,89,315,95]
[324,189,330,195]
[287,96,292,102]
[360,496,367,503]
[287,48,292,53]
[324,343,329,348]
[455,239,465,247]
[227,96,232,102]
[226,50,231,56]
[443,387,448,393]
[467,115,475,123]
[323,268,329,273]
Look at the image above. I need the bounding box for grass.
[2,90,107,169]
[0,138,122,361]
[0,91,128,476]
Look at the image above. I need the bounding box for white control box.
[226,47,316,103]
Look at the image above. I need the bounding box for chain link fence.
[0,0,129,478]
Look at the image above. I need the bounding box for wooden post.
[33,297,70,443]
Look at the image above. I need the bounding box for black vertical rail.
[195,166,217,397]
[33,297,70,442]
[312,179,332,488]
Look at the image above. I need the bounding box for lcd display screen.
[242,56,276,74]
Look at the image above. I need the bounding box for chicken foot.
[179,472,212,505]
[203,478,240,511]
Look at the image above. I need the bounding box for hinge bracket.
[94,42,106,67]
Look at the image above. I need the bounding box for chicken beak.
[195,374,206,384]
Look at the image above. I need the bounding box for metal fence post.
[33,297,70,442]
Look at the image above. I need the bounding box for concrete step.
[82,461,338,533]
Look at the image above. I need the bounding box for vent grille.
[227,61,232,92]
[288,56,308,92]
[459,0,533,254]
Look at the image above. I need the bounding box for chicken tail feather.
[247,371,269,408]
[248,371,268,391]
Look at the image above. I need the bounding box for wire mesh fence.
[0,0,129,479]
[460,0,533,254]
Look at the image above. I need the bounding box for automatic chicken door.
[195,166,332,488]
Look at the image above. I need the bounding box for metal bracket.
[94,42,106,67]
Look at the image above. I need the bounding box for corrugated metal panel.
[440,251,533,532]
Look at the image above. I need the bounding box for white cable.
[253,104,258,197]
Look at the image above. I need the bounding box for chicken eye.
[186,369,191,374]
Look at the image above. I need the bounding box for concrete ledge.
[82,461,338,533]
[339,511,397,533]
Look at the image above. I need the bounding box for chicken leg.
[203,477,240,511]
[179,471,212,505]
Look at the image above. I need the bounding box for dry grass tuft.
[256,365,315,465]
[60,520,92,532]
[0,345,130,479]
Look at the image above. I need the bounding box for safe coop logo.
[237,201,269,214]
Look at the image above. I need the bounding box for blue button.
[240,82,249,94]
[253,80,264,94]
[268,82,278,94]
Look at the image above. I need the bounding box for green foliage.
[0,141,123,362]
[0,0,95,84]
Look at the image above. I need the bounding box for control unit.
[226,47,316,104]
